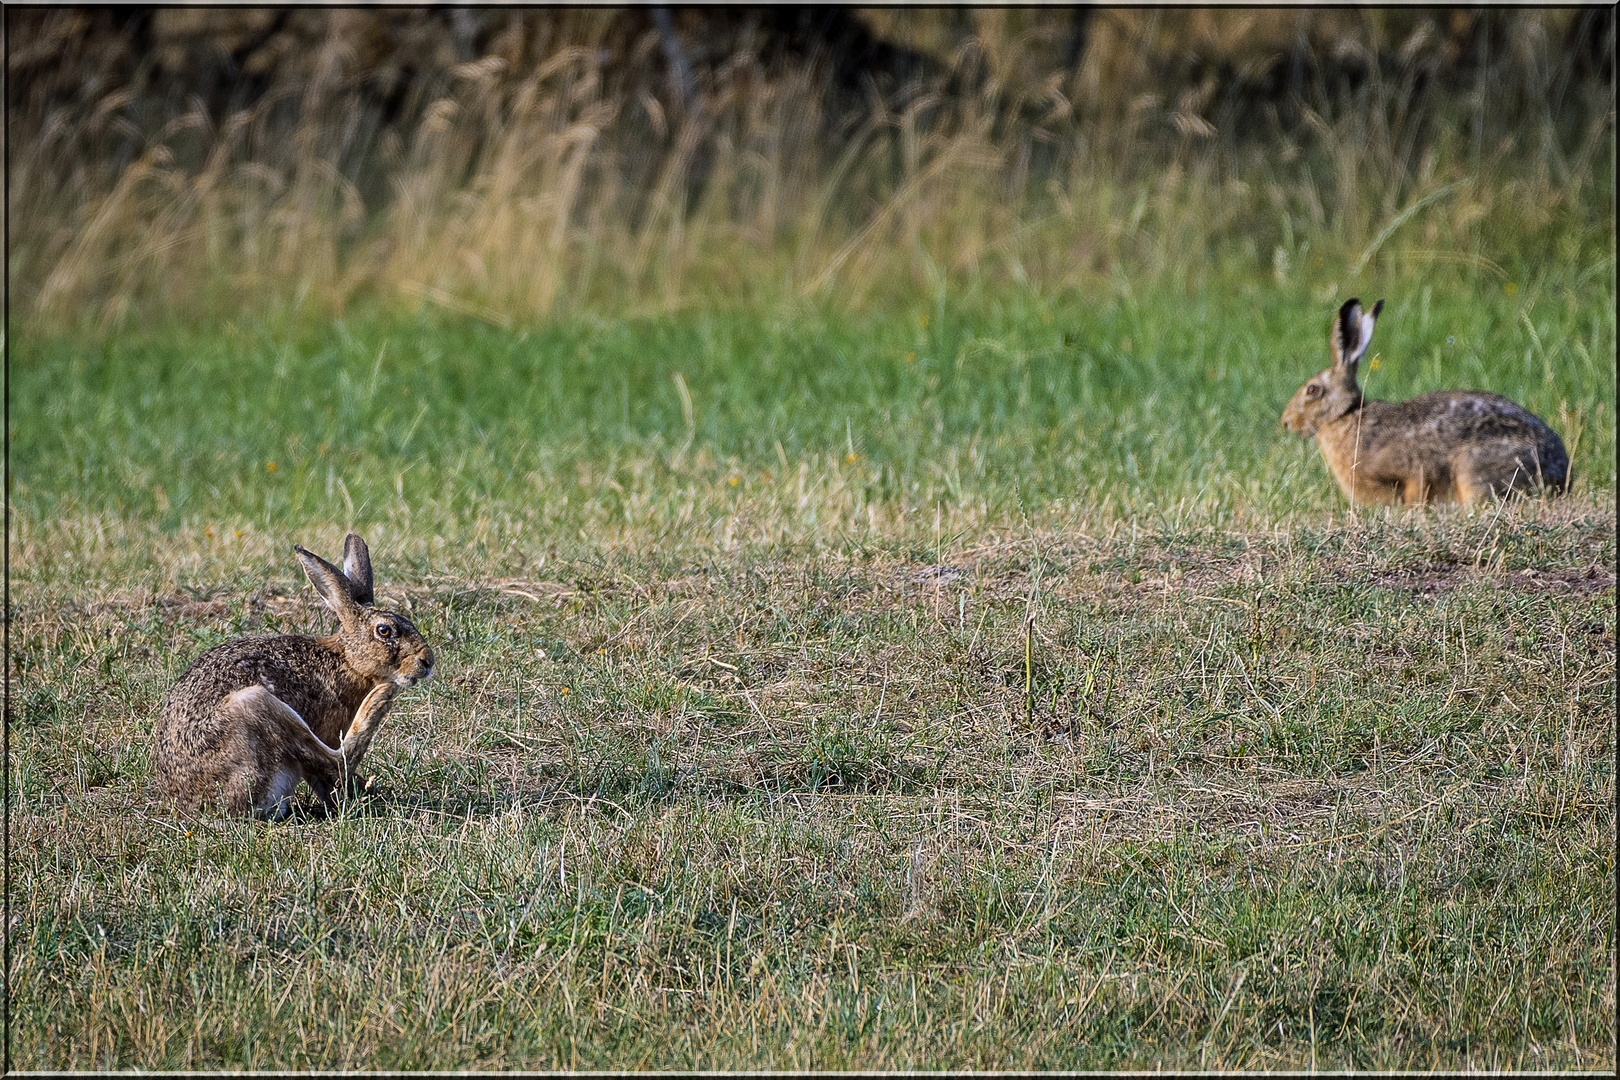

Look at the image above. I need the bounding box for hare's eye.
[1305,384,1321,398]
[374,623,395,641]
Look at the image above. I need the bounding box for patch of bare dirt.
[36,587,318,627]
[1502,565,1615,594]
[1372,563,1615,596]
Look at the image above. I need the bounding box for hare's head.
[1282,298,1383,437]
[295,533,436,687]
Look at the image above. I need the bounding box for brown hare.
[1282,298,1568,505]
[153,533,435,818]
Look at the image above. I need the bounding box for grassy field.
[11,275,1616,1069]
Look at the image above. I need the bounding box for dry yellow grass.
[9,8,1611,328]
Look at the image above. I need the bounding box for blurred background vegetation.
[9,6,1615,329]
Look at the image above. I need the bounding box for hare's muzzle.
[397,646,436,685]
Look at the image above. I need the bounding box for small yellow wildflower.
[846,452,859,464]
[266,461,278,472]
[1369,354,1382,372]
[1504,282,1518,295]
[904,352,916,363]
[728,475,740,487]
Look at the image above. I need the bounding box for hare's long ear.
[1331,298,1383,375]
[341,533,375,605]
[296,545,364,628]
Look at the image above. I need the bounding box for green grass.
[12,275,1616,1069]
[17,273,1615,548]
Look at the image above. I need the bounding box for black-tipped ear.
[295,545,364,626]
[1332,297,1379,373]
[342,533,375,605]
[1332,298,1361,368]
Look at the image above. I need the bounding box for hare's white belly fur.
[261,766,303,815]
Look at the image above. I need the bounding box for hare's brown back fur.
[1316,391,1568,505]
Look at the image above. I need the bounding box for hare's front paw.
[342,772,381,799]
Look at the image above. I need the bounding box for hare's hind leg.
[220,685,346,817]
[1456,442,1539,505]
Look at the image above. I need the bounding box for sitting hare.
[154,533,435,817]
[1282,298,1568,505]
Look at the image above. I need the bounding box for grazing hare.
[154,533,435,818]
[1282,298,1568,505]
